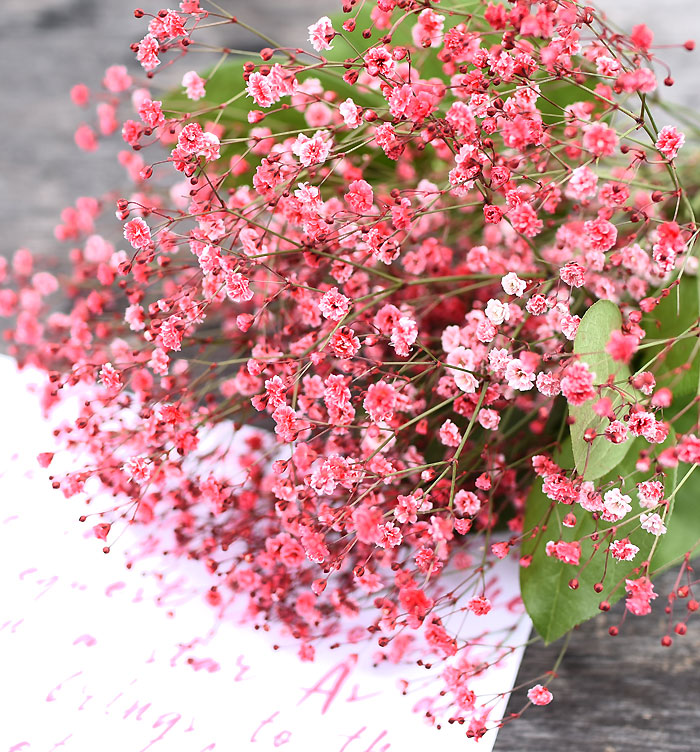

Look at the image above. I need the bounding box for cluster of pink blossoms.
[3,0,700,728]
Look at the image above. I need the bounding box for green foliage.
[569,300,637,480]
[652,462,700,569]
[521,435,679,645]
[641,277,700,419]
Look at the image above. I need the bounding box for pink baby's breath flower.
[160,316,183,352]
[545,539,581,565]
[292,131,332,167]
[466,596,492,615]
[605,420,628,445]
[536,371,561,397]
[582,122,618,157]
[345,179,374,214]
[559,262,586,288]
[339,98,362,129]
[625,576,657,616]
[485,298,510,326]
[505,359,535,391]
[478,408,500,430]
[319,287,351,321]
[74,124,98,152]
[99,362,122,393]
[560,362,595,406]
[138,98,165,128]
[224,272,254,302]
[308,16,335,52]
[377,522,403,549]
[606,330,638,363]
[501,272,527,297]
[123,218,152,250]
[640,512,667,535]
[454,490,481,516]
[637,480,664,509]
[527,685,553,706]
[390,316,418,357]
[610,538,639,562]
[602,488,632,522]
[136,34,160,72]
[103,65,132,93]
[70,83,90,107]
[559,314,580,341]
[566,165,598,200]
[246,72,276,108]
[439,419,462,447]
[123,456,153,483]
[177,122,205,154]
[182,71,206,100]
[364,381,398,423]
[655,125,685,160]
[412,8,445,48]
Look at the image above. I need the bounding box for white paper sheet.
[0,355,531,752]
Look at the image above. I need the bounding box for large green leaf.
[521,435,678,645]
[569,300,637,480]
[641,277,700,416]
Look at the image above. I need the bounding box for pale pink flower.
[439,419,462,447]
[485,298,510,326]
[610,538,639,561]
[182,71,206,100]
[501,272,526,296]
[655,125,685,160]
[505,359,535,391]
[99,362,122,393]
[637,480,664,509]
[560,362,596,406]
[308,16,335,52]
[390,316,418,357]
[136,34,160,72]
[224,272,254,302]
[527,685,553,706]
[454,490,481,516]
[412,8,445,48]
[640,512,667,536]
[319,287,351,321]
[345,179,374,213]
[292,131,332,166]
[123,218,152,250]
[103,65,132,93]
[364,381,398,423]
[246,72,276,108]
[582,122,618,157]
[466,596,491,615]
[566,165,598,200]
[122,456,153,483]
[339,98,362,128]
[602,488,632,522]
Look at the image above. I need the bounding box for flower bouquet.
[3,0,700,737]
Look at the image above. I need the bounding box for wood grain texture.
[496,568,700,752]
[2,3,699,750]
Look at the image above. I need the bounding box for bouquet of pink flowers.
[3,0,699,733]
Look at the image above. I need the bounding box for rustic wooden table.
[2,2,698,750]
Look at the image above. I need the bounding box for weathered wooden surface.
[2,2,699,750]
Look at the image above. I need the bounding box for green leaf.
[651,462,700,568]
[521,434,677,645]
[569,300,637,480]
[641,277,700,416]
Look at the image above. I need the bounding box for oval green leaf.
[521,434,677,645]
[569,300,637,480]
